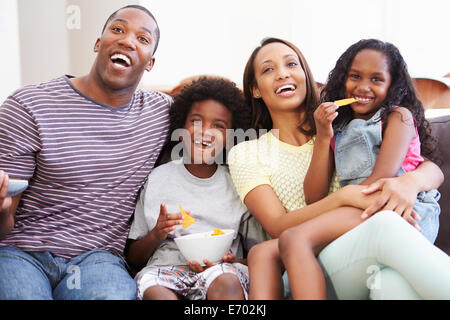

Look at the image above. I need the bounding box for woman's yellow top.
[228,131,340,213]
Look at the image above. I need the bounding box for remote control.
[6,179,28,197]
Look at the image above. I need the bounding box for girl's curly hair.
[156,76,251,165]
[320,39,438,163]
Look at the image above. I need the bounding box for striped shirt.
[0,76,171,259]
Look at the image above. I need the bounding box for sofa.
[429,115,450,255]
[166,75,450,255]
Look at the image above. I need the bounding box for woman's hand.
[313,102,338,141]
[360,176,421,230]
[152,203,183,242]
[336,184,381,210]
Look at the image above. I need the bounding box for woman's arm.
[244,183,376,238]
[246,158,442,239]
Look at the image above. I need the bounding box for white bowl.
[174,229,234,265]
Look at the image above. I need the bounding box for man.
[0,5,171,299]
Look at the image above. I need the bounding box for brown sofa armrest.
[429,115,450,255]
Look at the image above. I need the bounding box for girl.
[126,77,251,300]
[227,37,449,300]
[279,39,443,299]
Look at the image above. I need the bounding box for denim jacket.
[333,109,441,243]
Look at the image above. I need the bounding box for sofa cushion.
[429,115,450,255]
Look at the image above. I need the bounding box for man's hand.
[0,171,12,216]
[0,171,14,239]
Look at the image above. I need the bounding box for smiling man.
[0,5,171,300]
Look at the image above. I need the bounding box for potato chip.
[179,205,196,229]
[334,98,357,107]
[211,228,225,236]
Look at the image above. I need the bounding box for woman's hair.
[156,76,251,165]
[243,37,319,136]
[321,38,438,163]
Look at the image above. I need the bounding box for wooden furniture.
[413,78,450,109]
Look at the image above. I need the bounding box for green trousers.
[319,211,450,299]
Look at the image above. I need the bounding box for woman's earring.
[252,87,261,99]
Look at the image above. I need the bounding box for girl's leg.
[247,239,284,299]
[279,207,363,299]
[319,210,450,299]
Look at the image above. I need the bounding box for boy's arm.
[127,230,164,270]
[127,203,182,270]
[361,107,416,185]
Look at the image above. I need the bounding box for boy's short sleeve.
[128,180,153,240]
[228,141,271,203]
[0,96,40,178]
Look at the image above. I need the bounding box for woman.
[228,37,449,299]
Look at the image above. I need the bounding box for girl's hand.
[153,203,183,242]
[360,177,421,230]
[313,102,338,140]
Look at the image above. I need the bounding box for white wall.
[292,0,450,83]
[144,0,297,89]
[1,0,448,100]
[142,0,450,88]
[0,0,129,103]
[0,0,21,102]
[17,0,70,87]
[384,0,449,79]
[292,0,389,83]
[66,0,131,78]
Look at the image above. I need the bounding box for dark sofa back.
[429,115,450,255]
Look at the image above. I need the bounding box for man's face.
[93,8,157,91]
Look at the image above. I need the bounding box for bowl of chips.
[174,228,235,265]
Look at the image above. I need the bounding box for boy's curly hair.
[156,76,251,165]
[320,39,439,164]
